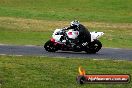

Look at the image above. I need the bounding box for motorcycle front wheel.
[44,40,58,52]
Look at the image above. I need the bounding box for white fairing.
[52,29,63,42]
[52,29,104,43]
[66,29,79,39]
[52,29,79,42]
[90,32,104,42]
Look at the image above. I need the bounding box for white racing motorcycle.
[44,28,104,53]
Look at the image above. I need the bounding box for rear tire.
[44,40,58,52]
[85,40,102,54]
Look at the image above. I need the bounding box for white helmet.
[70,20,80,26]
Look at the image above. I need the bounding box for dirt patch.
[0,17,132,32]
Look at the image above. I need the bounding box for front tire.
[85,40,102,54]
[44,40,58,52]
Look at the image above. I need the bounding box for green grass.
[0,0,132,23]
[93,28,132,48]
[0,28,51,45]
[0,55,131,88]
[0,0,132,48]
[0,17,131,48]
[0,1,131,88]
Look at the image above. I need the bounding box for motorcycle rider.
[63,20,91,45]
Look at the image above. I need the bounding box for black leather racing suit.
[66,24,91,43]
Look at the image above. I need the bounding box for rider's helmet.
[70,20,80,27]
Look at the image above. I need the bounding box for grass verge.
[0,55,131,88]
[0,17,131,48]
[0,0,132,23]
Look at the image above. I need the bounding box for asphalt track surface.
[0,45,132,60]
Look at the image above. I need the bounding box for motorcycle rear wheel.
[85,40,102,54]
